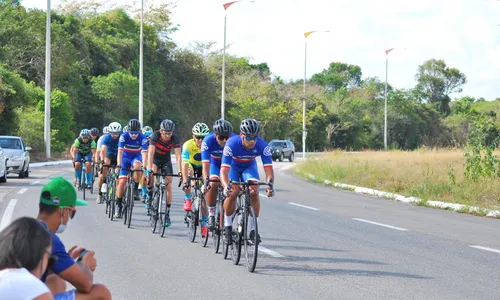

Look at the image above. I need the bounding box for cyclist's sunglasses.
[129,131,140,135]
[194,136,204,140]
[161,130,173,135]
[217,135,229,141]
[59,206,76,219]
[244,134,258,141]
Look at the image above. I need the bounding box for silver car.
[0,136,31,178]
[0,146,7,183]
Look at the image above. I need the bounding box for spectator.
[37,176,111,300]
[0,216,55,300]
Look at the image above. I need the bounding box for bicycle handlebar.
[152,173,182,187]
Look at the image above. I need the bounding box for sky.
[22,0,500,100]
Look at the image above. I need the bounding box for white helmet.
[122,125,128,133]
[103,126,109,134]
[108,122,122,133]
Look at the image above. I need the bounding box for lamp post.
[221,1,254,120]
[138,0,144,125]
[44,0,51,159]
[384,48,395,151]
[302,30,329,159]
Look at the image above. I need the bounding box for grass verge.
[293,149,500,214]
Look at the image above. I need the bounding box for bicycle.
[77,158,90,200]
[185,175,209,246]
[122,167,143,228]
[226,179,272,272]
[101,164,117,219]
[204,177,226,254]
[149,171,181,237]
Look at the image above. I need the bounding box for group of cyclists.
[71,117,275,244]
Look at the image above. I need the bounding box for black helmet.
[128,119,141,132]
[90,127,99,135]
[160,119,175,131]
[213,119,233,136]
[240,119,260,136]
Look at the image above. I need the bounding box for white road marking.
[353,218,408,231]
[259,246,286,258]
[469,245,500,254]
[17,188,28,194]
[289,202,320,211]
[30,181,40,185]
[0,199,18,231]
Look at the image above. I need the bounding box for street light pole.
[221,1,254,120]
[44,0,51,159]
[302,31,329,159]
[139,0,144,125]
[384,48,395,151]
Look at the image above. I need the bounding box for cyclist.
[122,125,128,133]
[220,119,275,244]
[72,129,97,189]
[90,127,100,144]
[97,124,118,204]
[115,119,148,218]
[139,125,154,202]
[145,119,182,226]
[201,119,237,230]
[96,126,109,163]
[181,123,210,236]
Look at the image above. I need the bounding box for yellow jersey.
[181,138,202,168]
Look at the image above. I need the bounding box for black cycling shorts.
[190,164,202,178]
[153,158,173,175]
[106,155,117,167]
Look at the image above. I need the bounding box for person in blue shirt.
[201,119,237,230]
[36,177,111,300]
[115,118,148,218]
[220,118,275,245]
[97,122,122,204]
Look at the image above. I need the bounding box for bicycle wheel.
[212,193,221,253]
[221,209,229,259]
[109,178,116,220]
[231,207,242,265]
[244,205,259,272]
[81,169,86,201]
[199,195,209,247]
[160,188,168,238]
[123,182,130,225]
[90,165,95,194]
[150,187,159,234]
[127,182,134,228]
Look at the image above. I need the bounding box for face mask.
[56,209,69,233]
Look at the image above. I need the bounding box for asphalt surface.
[0,161,499,300]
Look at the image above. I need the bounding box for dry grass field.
[293,149,500,211]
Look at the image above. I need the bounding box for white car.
[0,146,7,183]
[0,136,31,178]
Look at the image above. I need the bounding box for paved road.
[0,161,499,300]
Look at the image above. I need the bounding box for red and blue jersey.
[201,132,238,166]
[221,136,273,169]
[118,132,148,157]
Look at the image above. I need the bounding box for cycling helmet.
[128,119,141,132]
[142,126,153,134]
[108,122,122,133]
[80,129,91,138]
[160,119,175,131]
[192,122,210,136]
[103,126,109,134]
[213,119,233,136]
[90,127,99,135]
[240,119,260,136]
[122,125,128,133]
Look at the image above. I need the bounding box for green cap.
[40,177,87,207]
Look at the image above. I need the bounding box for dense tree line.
[0,0,498,156]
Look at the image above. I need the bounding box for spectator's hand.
[68,245,86,260]
[81,250,97,272]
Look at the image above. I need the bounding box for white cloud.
[20,0,500,99]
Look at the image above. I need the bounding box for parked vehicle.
[268,139,295,162]
[0,146,7,183]
[0,136,31,178]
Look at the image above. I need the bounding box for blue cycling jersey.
[118,132,148,157]
[201,132,238,165]
[101,134,119,156]
[221,136,273,169]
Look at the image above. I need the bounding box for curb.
[303,173,500,219]
[29,160,73,169]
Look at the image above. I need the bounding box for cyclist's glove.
[182,182,190,191]
[145,169,152,176]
